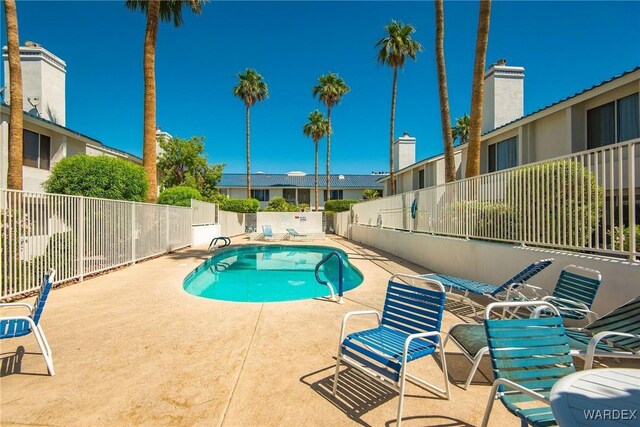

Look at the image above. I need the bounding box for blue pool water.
[183,245,363,302]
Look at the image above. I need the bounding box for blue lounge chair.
[286,228,309,240]
[480,301,574,427]
[0,269,56,375]
[261,225,285,241]
[425,258,553,316]
[332,274,450,427]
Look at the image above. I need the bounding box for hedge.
[158,186,203,207]
[324,199,359,213]
[44,155,147,201]
[220,198,260,213]
[263,197,299,212]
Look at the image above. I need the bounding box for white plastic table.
[550,368,640,426]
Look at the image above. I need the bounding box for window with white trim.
[587,92,639,149]
[23,129,51,170]
[488,136,517,172]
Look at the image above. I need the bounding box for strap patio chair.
[0,269,56,375]
[285,228,310,241]
[261,225,285,241]
[481,301,574,427]
[510,265,602,323]
[332,274,450,427]
[424,258,553,317]
[446,294,639,390]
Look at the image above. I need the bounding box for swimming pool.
[183,245,363,302]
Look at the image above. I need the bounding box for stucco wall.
[257,212,323,234]
[348,225,639,316]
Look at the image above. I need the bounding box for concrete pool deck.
[0,236,594,426]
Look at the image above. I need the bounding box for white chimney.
[393,132,416,171]
[2,42,67,125]
[482,59,524,134]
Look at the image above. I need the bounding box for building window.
[251,189,269,201]
[587,93,639,149]
[418,169,425,189]
[488,136,517,172]
[324,189,343,200]
[23,129,51,170]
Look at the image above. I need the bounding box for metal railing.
[1,189,193,299]
[191,199,218,226]
[314,251,346,303]
[352,139,639,261]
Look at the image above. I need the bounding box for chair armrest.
[584,331,640,369]
[0,302,33,311]
[512,283,551,299]
[402,331,443,363]
[491,378,550,404]
[338,310,382,343]
[542,296,597,321]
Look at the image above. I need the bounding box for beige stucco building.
[381,62,640,194]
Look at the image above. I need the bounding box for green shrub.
[444,201,517,239]
[263,197,298,212]
[362,189,382,200]
[324,199,359,213]
[509,160,602,246]
[220,198,260,213]
[158,186,203,207]
[44,155,147,201]
[608,225,640,252]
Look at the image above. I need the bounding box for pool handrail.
[315,251,346,304]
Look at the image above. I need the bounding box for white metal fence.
[191,199,218,226]
[217,210,247,237]
[1,189,193,299]
[352,139,639,261]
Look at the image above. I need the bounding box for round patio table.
[550,368,640,426]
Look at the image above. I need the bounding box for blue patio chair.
[0,269,56,375]
[332,274,450,427]
[424,258,553,316]
[261,225,285,241]
[446,295,639,390]
[514,265,602,322]
[286,228,309,241]
[481,301,574,427]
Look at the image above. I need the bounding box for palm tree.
[312,73,349,202]
[452,114,471,146]
[233,68,269,198]
[302,110,330,211]
[376,21,422,195]
[125,0,204,202]
[4,0,23,190]
[465,0,492,178]
[434,0,455,183]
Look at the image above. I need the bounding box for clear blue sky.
[2,1,639,174]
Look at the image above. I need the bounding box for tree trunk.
[466,0,492,178]
[143,0,159,202]
[4,0,23,190]
[389,67,398,195]
[314,139,319,211]
[326,107,332,203]
[435,0,456,183]
[246,105,251,198]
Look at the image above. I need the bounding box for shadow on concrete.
[0,346,47,377]
[300,365,396,426]
[384,415,473,427]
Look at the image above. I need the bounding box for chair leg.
[480,381,501,427]
[37,324,52,357]
[332,355,342,396]
[438,339,451,399]
[465,348,488,390]
[32,325,55,376]
[396,366,408,427]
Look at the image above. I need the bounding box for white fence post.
[131,202,136,264]
[78,196,85,281]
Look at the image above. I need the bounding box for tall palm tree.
[302,110,330,211]
[452,114,471,146]
[312,73,349,203]
[4,0,23,190]
[233,68,269,198]
[465,0,492,178]
[376,20,422,195]
[434,0,455,183]
[125,0,204,202]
